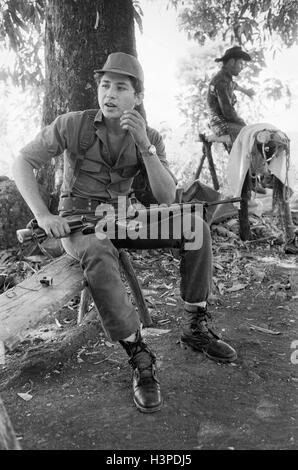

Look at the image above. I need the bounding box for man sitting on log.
[12,52,237,414]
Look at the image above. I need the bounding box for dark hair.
[94,72,144,93]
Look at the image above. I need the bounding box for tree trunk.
[39,0,137,196]
[0,179,37,249]
[0,397,21,450]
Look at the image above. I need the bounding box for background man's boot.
[180,307,237,363]
[119,330,162,413]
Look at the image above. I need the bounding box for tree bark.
[39,0,137,195]
[0,397,21,450]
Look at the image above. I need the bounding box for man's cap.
[94,52,144,83]
[215,46,252,63]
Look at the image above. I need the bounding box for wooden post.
[196,134,220,191]
[239,172,251,241]
[205,141,220,191]
[194,148,206,180]
[282,199,295,242]
[273,177,295,242]
[0,397,21,450]
[119,249,152,327]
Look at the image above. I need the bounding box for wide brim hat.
[215,46,252,63]
[94,52,144,83]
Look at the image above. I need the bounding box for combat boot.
[119,330,162,413]
[180,307,237,363]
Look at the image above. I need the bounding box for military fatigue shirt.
[207,67,246,136]
[20,110,175,203]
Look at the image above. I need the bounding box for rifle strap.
[62,109,98,196]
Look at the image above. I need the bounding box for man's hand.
[36,214,71,238]
[234,82,255,99]
[244,88,255,99]
[120,109,150,150]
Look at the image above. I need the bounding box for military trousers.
[61,211,212,341]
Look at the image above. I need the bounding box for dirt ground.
[1,223,298,450]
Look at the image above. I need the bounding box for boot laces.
[129,341,156,379]
[185,310,219,341]
[192,320,219,341]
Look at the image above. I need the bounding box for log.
[0,396,21,450]
[0,254,84,350]
[0,250,152,352]
[0,309,101,391]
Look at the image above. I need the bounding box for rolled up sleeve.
[19,112,82,169]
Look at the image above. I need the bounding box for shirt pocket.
[80,158,105,173]
[118,165,140,178]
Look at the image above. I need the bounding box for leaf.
[133,7,143,34]
[142,328,171,337]
[216,282,225,295]
[226,283,247,292]
[249,324,281,335]
[55,318,63,328]
[17,392,33,401]
[214,262,224,271]
[142,289,158,296]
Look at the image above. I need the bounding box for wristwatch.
[142,144,157,157]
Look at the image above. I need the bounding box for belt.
[58,196,107,212]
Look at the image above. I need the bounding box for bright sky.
[136,0,192,130]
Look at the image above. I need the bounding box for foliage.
[0,0,143,89]
[174,41,293,187]
[165,1,298,186]
[0,0,45,87]
[133,0,144,34]
[169,0,298,126]
[0,0,44,49]
[169,0,298,48]
[176,41,293,134]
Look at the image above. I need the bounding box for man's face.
[231,58,245,76]
[97,72,142,119]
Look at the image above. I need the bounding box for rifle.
[16,198,242,245]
